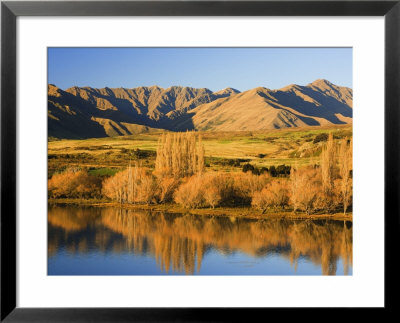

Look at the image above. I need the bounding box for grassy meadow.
[48,124,352,177]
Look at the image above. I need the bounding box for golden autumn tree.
[102,164,157,204]
[251,180,290,212]
[197,135,205,174]
[155,131,205,178]
[320,133,337,212]
[48,167,102,199]
[290,167,322,215]
[338,138,353,214]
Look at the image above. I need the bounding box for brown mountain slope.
[175,79,352,131]
[65,85,224,121]
[48,84,239,139]
[48,80,352,139]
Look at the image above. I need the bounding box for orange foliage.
[155,132,205,178]
[173,173,236,209]
[102,165,157,204]
[338,138,353,214]
[290,167,322,215]
[173,172,274,209]
[232,172,271,205]
[252,180,290,212]
[157,177,181,203]
[173,175,206,208]
[48,168,101,198]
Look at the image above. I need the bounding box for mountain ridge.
[48,80,352,139]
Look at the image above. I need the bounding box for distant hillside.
[48,80,352,139]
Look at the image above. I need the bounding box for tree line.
[48,132,352,215]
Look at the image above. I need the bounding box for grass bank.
[48,124,352,176]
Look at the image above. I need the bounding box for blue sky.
[48,48,352,92]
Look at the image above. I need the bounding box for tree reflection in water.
[48,205,352,275]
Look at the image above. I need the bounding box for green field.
[48,124,352,177]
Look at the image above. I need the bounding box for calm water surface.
[48,205,352,275]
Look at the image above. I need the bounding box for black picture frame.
[1,0,399,321]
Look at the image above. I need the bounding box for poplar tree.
[155,131,205,178]
[339,138,353,214]
[320,133,337,212]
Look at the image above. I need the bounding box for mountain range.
[48,79,352,139]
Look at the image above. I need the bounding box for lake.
[48,205,352,275]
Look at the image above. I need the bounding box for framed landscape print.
[47,47,353,276]
[1,0,399,320]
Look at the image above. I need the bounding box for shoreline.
[48,198,353,221]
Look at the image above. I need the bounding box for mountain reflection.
[48,205,352,275]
